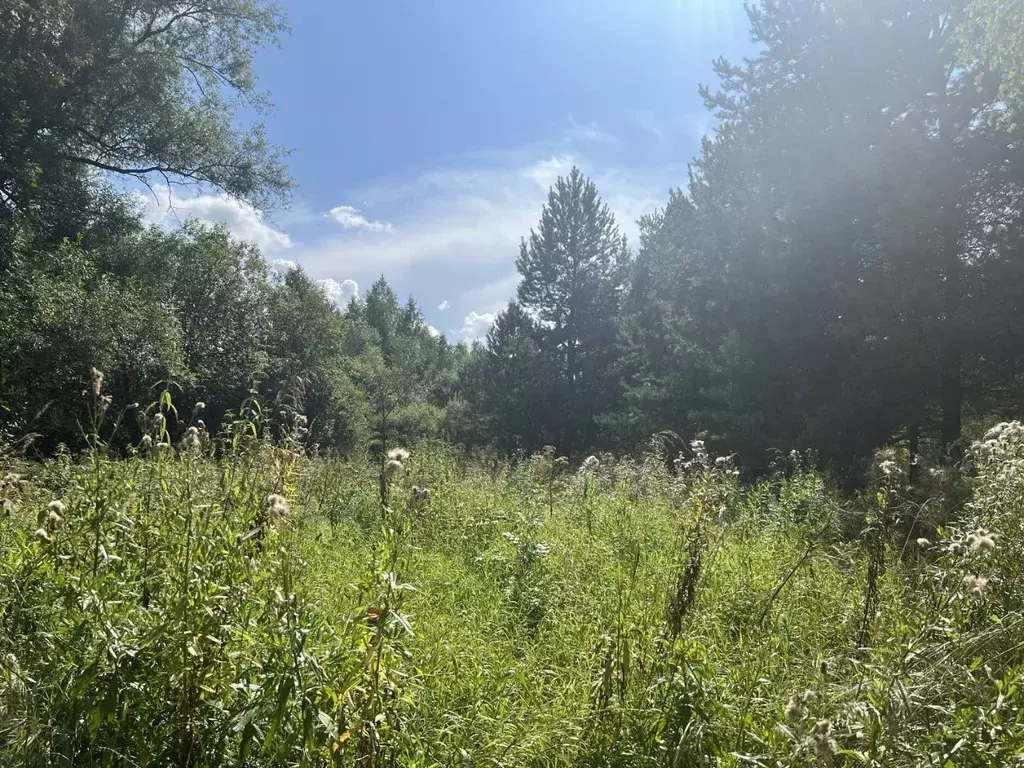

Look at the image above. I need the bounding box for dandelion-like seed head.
[48,500,65,515]
[151,413,165,430]
[266,493,290,519]
[384,459,404,478]
[785,694,805,721]
[411,486,431,504]
[182,426,202,453]
[963,574,990,602]
[810,719,836,763]
[33,528,52,545]
[90,367,104,397]
[46,510,62,531]
[141,434,153,449]
[0,498,13,517]
[387,447,410,462]
[968,530,997,553]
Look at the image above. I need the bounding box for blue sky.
[141,0,754,342]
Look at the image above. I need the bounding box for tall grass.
[1,394,1023,765]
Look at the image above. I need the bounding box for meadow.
[0,396,1022,767]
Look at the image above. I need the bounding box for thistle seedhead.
[33,528,52,545]
[967,530,996,554]
[964,574,990,602]
[181,426,202,453]
[387,447,410,462]
[384,459,404,478]
[266,493,290,519]
[90,367,104,397]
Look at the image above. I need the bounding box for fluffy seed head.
[968,531,996,553]
[266,493,290,519]
[384,459,404,478]
[33,528,51,545]
[785,694,805,721]
[46,511,62,530]
[964,574,989,601]
[387,447,410,462]
[90,367,104,397]
[916,537,930,547]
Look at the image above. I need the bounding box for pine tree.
[515,167,630,454]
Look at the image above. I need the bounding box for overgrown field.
[1,407,1024,766]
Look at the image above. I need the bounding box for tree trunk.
[937,76,963,465]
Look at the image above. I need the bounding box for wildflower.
[968,530,996,553]
[878,459,898,477]
[581,455,600,472]
[181,426,201,453]
[33,528,51,545]
[295,414,308,426]
[810,719,837,764]
[266,493,290,519]
[196,420,206,430]
[915,537,930,547]
[0,498,13,517]
[411,486,431,504]
[387,447,410,462]
[384,459,404,478]
[194,401,206,411]
[90,367,104,397]
[151,412,165,430]
[155,441,170,453]
[46,511,62,531]
[141,434,152,449]
[964,574,989,601]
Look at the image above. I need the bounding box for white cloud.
[270,258,298,272]
[285,143,686,310]
[461,311,496,344]
[522,154,575,190]
[437,300,449,311]
[316,278,359,306]
[426,324,441,338]
[567,115,618,145]
[135,189,292,252]
[635,110,668,145]
[327,205,392,232]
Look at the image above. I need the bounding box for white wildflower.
[33,528,51,545]
[915,537,930,547]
